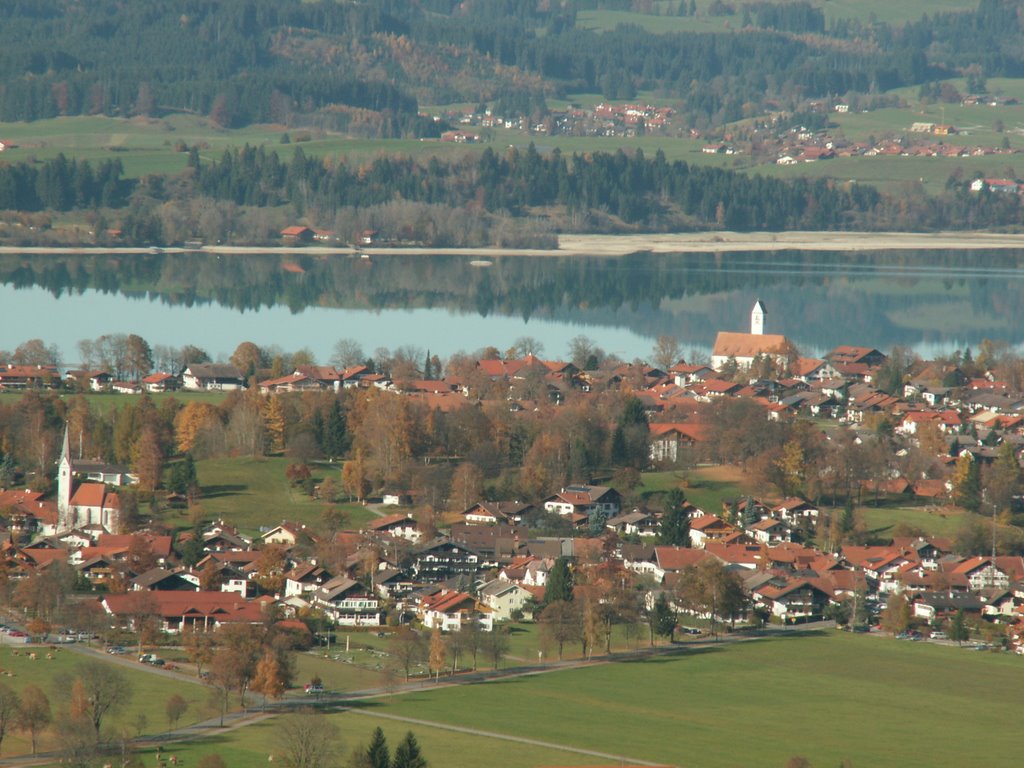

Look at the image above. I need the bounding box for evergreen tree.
[366,726,390,768]
[949,609,970,646]
[658,488,690,546]
[392,731,427,768]
[952,453,981,513]
[323,399,347,459]
[543,557,574,604]
[649,593,677,643]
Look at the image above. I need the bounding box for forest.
[0,0,1018,129]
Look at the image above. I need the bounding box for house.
[284,562,334,597]
[478,579,534,621]
[0,364,61,390]
[752,578,832,622]
[747,517,790,544]
[310,576,383,626]
[648,423,706,463]
[131,568,200,591]
[543,485,621,519]
[605,509,658,538]
[182,364,246,391]
[408,537,482,582]
[419,589,493,632]
[142,372,178,392]
[101,591,268,632]
[689,515,739,548]
[460,501,533,526]
[281,225,314,242]
[365,513,422,543]
[263,522,316,550]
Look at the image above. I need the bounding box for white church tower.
[750,299,766,336]
[57,424,73,532]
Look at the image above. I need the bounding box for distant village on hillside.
[0,300,1022,649]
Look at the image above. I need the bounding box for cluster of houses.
[448,102,677,138]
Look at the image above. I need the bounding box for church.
[710,299,790,371]
[57,426,131,535]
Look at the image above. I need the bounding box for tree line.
[0,0,1020,130]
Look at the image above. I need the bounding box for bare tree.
[277,709,340,768]
[330,338,365,369]
[68,661,132,739]
[17,684,50,755]
[0,683,20,755]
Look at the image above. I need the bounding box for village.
[0,299,1022,663]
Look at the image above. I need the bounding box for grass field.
[639,466,752,515]
[7,100,1024,199]
[189,457,375,536]
[0,645,209,757]
[857,503,966,539]
[146,629,1024,768]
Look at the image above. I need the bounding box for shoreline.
[2,230,1024,257]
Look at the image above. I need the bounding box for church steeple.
[57,423,73,532]
[751,299,766,335]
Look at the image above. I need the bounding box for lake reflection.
[1,249,1022,363]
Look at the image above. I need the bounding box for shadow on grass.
[201,484,248,498]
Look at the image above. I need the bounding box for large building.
[57,426,131,535]
[711,299,790,371]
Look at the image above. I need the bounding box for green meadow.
[131,630,1024,768]
[189,456,375,536]
[0,646,209,757]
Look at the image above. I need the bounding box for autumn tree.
[174,402,223,454]
[131,425,165,492]
[253,544,288,594]
[251,650,286,708]
[539,600,582,660]
[330,338,365,369]
[652,335,683,371]
[17,684,50,755]
[881,592,911,636]
[342,450,371,502]
[0,684,20,756]
[263,396,287,454]
[677,559,747,637]
[449,461,483,512]
[482,626,510,669]
[68,661,133,739]
[230,341,264,380]
[165,693,188,729]
[428,626,447,681]
[390,626,424,681]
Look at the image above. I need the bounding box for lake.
[1,249,1022,364]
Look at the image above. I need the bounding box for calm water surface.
[2,249,1022,363]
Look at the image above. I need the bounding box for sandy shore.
[2,230,1024,257]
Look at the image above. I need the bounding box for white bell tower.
[751,299,766,336]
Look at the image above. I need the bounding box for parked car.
[107,646,126,655]
[304,683,325,694]
[139,653,164,665]
[930,631,947,640]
